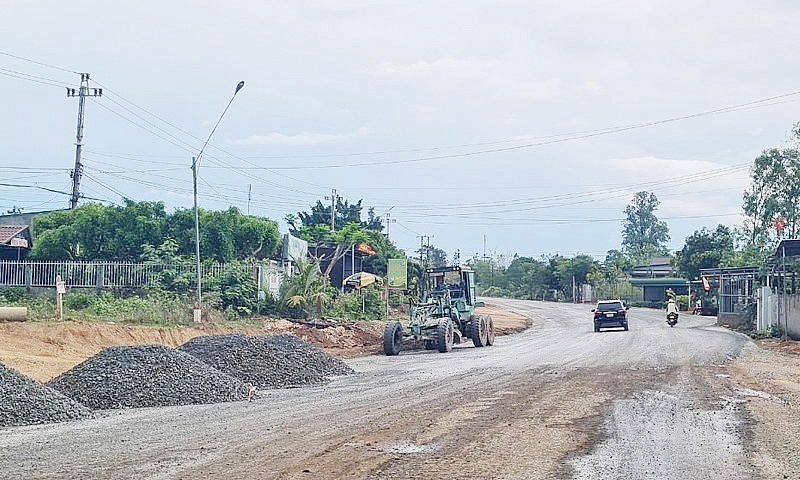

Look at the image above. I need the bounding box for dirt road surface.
[1,299,799,479]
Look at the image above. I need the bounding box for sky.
[1,1,800,264]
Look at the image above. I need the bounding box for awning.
[342,272,383,289]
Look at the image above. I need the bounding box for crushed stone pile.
[179,334,354,389]
[47,345,249,409]
[0,362,93,428]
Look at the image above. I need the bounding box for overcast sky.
[2,1,799,263]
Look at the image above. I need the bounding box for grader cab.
[383,265,495,355]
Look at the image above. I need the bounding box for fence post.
[96,263,105,292]
[24,263,32,292]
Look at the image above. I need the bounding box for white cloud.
[373,56,490,80]
[232,128,367,146]
[371,55,565,100]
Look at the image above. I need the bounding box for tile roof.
[0,225,29,245]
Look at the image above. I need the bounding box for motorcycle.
[666,312,679,328]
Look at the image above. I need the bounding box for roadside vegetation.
[471,127,800,340]
[5,125,800,333]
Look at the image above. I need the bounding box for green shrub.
[479,286,507,297]
[750,324,782,339]
[326,286,385,321]
[0,287,28,303]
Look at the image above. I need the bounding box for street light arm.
[195,80,245,170]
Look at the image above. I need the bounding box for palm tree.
[279,259,331,318]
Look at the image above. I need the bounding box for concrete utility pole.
[417,235,433,264]
[327,189,339,232]
[67,73,102,209]
[384,211,396,239]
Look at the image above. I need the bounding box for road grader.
[383,265,494,355]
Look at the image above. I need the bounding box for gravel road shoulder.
[727,340,800,479]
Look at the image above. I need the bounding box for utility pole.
[247,184,252,215]
[326,189,339,232]
[384,211,396,238]
[417,235,433,264]
[67,73,102,209]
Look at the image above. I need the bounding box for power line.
[0,50,79,74]
[0,68,72,88]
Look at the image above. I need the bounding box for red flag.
[357,243,376,255]
[775,216,787,233]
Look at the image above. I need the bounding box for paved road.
[0,300,755,479]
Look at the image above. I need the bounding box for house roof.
[776,239,800,258]
[0,225,28,245]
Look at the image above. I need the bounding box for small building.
[0,225,32,261]
[629,277,690,302]
[629,256,677,278]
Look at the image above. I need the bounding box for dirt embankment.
[0,302,525,383]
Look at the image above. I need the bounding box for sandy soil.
[728,339,800,480]
[0,302,525,383]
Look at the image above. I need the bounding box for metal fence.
[0,261,256,289]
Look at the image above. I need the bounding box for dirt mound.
[179,334,354,389]
[47,345,249,409]
[0,362,92,428]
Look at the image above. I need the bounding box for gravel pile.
[1,362,93,428]
[179,334,354,389]
[47,345,249,409]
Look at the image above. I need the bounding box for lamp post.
[192,80,245,322]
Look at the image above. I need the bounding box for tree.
[290,198,381,242]
[505,256,552,300]
[289,198,393,279]
[553,254,599,300]
[674,225,734,280]
[279,259,333,318]
[31,200,167,261]
[742,147,800,248]
[31,201,281,263]
[621,191,670,254]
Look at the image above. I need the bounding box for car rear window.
[597,302,623,312]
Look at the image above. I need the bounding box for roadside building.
[0,225,31,261]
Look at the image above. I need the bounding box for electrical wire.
[0,51,80,74]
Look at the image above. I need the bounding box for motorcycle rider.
[666,298,679,320]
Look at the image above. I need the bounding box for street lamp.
[192,80,245,322]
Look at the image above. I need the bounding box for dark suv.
[592,300,629,332]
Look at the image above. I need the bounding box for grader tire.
[471,315,486,347]
[436,318,454,353]
[383,321,403,356]
[485,315,495,346]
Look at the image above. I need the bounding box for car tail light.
[618,309,626,315]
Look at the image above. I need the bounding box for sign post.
[55,275,66,321]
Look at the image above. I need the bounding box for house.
[0,225,32,261]
[629,256,676,278]
[628,256,688,302]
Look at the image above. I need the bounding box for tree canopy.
[742,147,800,248]
[674,225,734,280]
[30,200,281,263]
[621,191,670,256]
